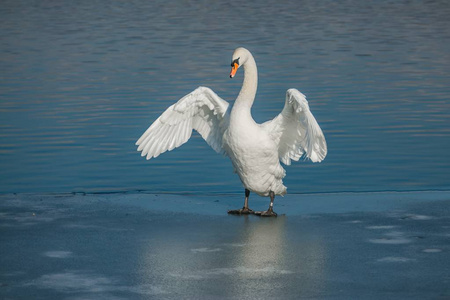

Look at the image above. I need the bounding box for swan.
[136,47,327,216]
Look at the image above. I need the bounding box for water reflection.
[139,216,326,297]
[235,217,288,278]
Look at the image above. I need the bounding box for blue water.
[1,0,449,194]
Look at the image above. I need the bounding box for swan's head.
[230,47,251,78]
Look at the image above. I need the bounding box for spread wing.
[136,86,230,159]
[261,88,327,165]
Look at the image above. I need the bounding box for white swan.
[136,47,327,216]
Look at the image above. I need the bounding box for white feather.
[261,88,327,164]
[136,86,230,160]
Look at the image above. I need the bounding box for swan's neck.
[234,55,258,111]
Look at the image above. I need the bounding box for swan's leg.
[255,191,277,217]
[228,189,254,215]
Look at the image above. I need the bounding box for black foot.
[254,210,278,217]
[228,207,255,215]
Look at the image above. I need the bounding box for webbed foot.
[254,208,277,217]
[228,207,255,215]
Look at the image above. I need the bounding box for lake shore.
[1,191,449,299]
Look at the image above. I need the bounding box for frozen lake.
[1,191,449,299]
[1,0,449,194]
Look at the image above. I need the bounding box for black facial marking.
[230,57,240,67]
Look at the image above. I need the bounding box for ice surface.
[1,191,449,299]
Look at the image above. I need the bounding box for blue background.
[1,0,449,194]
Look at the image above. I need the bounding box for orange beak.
[230,62,239,78]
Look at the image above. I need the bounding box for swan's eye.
[231,58,240,67]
